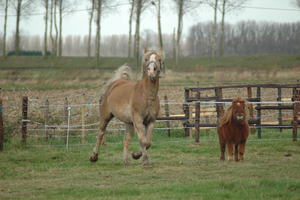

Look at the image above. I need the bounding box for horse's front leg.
[238,141,247,162]
[123,123,134,166]
[227,141,234,162]
[131,121,155,159]
[234,144,239,162]
[132,120,151,167]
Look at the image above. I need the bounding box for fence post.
[215,88,224,119]
[0,98,3,151]
[81,93,86,144]
[256,87,261,139]
[292,89,300,141]
[195,91,200,142]
[164,94,171,137]
[99,95,106,146]
[188,90,193,138]
[247,87,255,134]
[64,97,69,144]
[22,96,28,143]
[184,89,190,137]
[278,87,283,133]
[66,107,71,149]
[45,99,49,141]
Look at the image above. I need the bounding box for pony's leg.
[123,123,134,166]
[219,141,226,161]
[132,122,154,160]
[89,114,113,163]
[132,120,151,167]
[234,144,239,162]
[238,141,247,162]
[227,142,234,162]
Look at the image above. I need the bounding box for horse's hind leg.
[89,112,113,163]
[123,123,134,166]
[234,144,239,162]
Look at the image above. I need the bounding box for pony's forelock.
[218,96,248,128]
[143,47,165,63]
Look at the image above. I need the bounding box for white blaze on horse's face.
[147,54,159,80]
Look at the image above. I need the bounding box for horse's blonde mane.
[143,47,165,62]
[218,96,248,128]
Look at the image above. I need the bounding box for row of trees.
[1,21,299,57]
[1,0,300,65]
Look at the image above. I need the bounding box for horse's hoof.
[143,163,152,168]
[124,159,131,166]
[132,151,142,160]
[89,154,98,163]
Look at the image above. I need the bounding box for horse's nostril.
[154,67,157,70]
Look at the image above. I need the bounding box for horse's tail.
[100,64,132,92]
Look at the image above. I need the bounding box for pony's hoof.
[89,154,98,163]
[132,151,142,160]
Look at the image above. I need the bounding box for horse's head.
[142,47,164,81]
[232,101,247,124]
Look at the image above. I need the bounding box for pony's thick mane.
[218,96,248,128]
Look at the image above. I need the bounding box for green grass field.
[1,55,300,199]
[1,128,300,199]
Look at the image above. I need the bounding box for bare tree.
[95,0,102,69]
[12,0,35,56]
[56,0,79,57]
[127,0,135,60]
[151,0,163,48]
[1,0,10,59]
[50,0,55,66]
[290,0,300,57]
[171,0,201,66]
[88,0,95,58]
[42,0,49,59]
[205,0,218,59]
[218,0,252,57]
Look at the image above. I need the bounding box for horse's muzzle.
[236,113,244,122]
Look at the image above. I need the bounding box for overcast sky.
[1,0,300,39]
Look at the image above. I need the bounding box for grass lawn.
[1,128,300,200]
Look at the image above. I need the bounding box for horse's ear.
[159,47,163,52]
[144,47,148,54]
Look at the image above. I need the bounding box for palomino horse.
[89,47,165,167]
[217,96,249,162]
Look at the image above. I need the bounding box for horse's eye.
[233,107,236,109]
[145,58,148,62]
[158,59,161,62]
[243,107,245,109]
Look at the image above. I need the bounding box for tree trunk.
[173,27,176,62]
[135,0,142,68]
[44,0,49,59]
[50,0,55,66]
[211,0,218,59]
[59,0,63,56]
[54,2,59,56]
[299,38,300,58]
[219,0,225,57]
[158,0,163,48]
[127,0,135,60]
[2,0,8,59]
[15,0,21,56]
[176,0,183,67]
[95,0,102,69]
[88,0,95,58]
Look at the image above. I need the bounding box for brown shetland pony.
[217,96,249,162]
[89,47,165,167]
